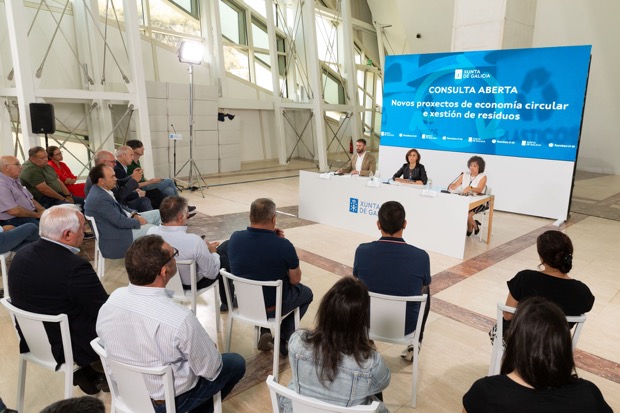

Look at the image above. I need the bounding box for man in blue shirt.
[228,198,313,356]
[353,201,431,362]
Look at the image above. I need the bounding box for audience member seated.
[8,205,109,395]
[392,148,428,185]
[84,150,150,211]
[0,155,45,227]
[125,140,194,211]
[228,198,313,356]
[20,146,84,209]
[280,277,390,413]
[114,145,165,211]
[148,195,226,306]
[353,200,431,362]
[97,235,245,412]
[464,297,612,413]
[491,230,595,343]
[46,146,85,198]
[0,223,39,254]
[336,138,377,176]
[84,164,161,259]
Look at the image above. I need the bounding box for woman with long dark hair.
[280,277,390,412]
[464,297,612,412]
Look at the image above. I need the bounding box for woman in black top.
[463,297,612,413]
[392,149,428,185]
[502,230,594,331]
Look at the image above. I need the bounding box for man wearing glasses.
[97,235,245,412]
[0,155,46,227]
[20,146,84,209]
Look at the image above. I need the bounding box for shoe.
[96,374,110,392]
[257,328,274,351]
[189,205,197,212]
[220,302,229,312]
[73,367,100,395]
[232,297,238,309]
[83,232,95,240]
[188,212,197,219]
[279,339,289,357]
[466,229,473,237]
[400,344,415,362]
[474,220,481,235]
[0,288,4,299]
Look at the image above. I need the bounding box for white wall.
[533,0,620,174]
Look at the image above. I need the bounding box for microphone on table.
[441,172,463,194]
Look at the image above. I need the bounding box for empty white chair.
[168,259,221,332]
[91,337,221,413]
[1,297,74,413]
[84,215,105,278]
[266,374,379,412]
[1,252,9,298]
[368,292,428,408]
[220,269,299,382]
[488,302,587,376]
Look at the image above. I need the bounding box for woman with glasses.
[47,146,85,198]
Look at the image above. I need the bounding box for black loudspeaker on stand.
[30,103,56,147]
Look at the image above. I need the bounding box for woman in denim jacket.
[280,277,391,412]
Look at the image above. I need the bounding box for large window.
[220,0,287,93]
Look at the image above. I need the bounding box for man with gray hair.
[113,145,165,211]
[0,155,46,227]
[8,204,109,395]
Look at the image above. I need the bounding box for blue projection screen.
[380,45,591,162]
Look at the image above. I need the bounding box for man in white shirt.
[148,195,227,307]
[336,138,377,176]
[96,235,245,412]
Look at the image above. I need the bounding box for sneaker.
[400,344,415,362]
[257,328,274,351]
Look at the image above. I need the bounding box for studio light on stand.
[173,40,208,196]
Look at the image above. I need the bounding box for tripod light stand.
[174,40,208,196]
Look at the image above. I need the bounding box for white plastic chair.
[91,337,221,413]
[1,297,74,413]
[84,215,105,278]
[266,374,379,412]
[168,259,221,332]
[1,252,9,298]
[368,292,428,408]
[488,302,587,376]
[220,269,300,382]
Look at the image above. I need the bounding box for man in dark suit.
[8,205,109,394]
[84,164,160,259]
[113,146,164,211]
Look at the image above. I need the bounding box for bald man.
[0,155,45,227]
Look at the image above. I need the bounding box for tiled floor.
[1,165,619,412]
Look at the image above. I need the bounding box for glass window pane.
[170,0,195,16]
[255,61,273,91]
[149,0,200,36]
[252,21,269,49]
[243,0,266,17]
[220,0,247,44]
[255,52,271,67]
[323,72,344,105]
[223,45,250,81]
